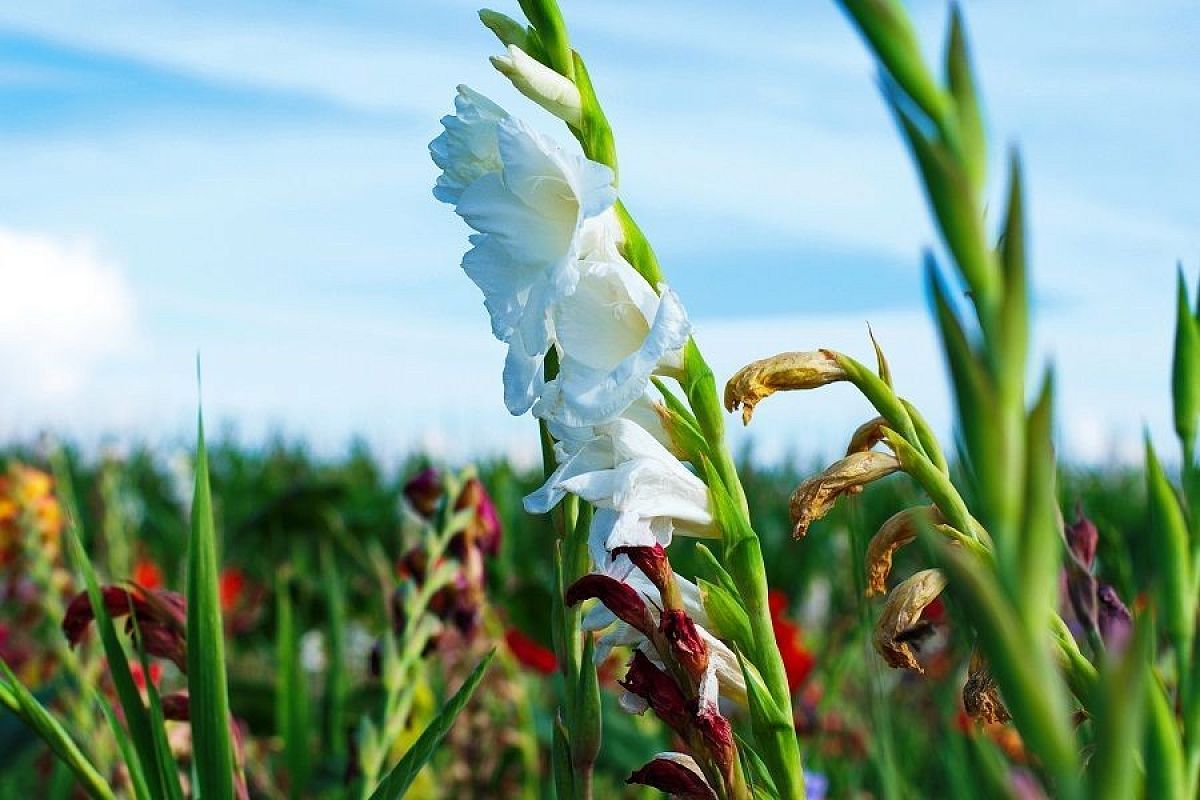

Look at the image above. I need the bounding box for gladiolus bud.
[660,609,709,680]
[619,650,690,737]
[627,753,716,799]
[724,349,847,424]
[1064,504,1098,570]
[565,574,656,638]
[490,45,582,126]
[403,467,442,517]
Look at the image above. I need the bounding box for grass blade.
[187,411,237,800]
[367,650,495,800]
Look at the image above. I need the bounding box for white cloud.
[0,227,136,416]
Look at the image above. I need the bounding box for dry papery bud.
[626,753,716,800]
[962,651,1010,725]
[846,416,889,457]
[873,569,947,673]
[866,505,942,597]
[724,350,846,425]
[791,451,900,539]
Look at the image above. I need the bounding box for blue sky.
[0,1,1196,466]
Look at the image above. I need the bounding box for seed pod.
[873,569,947,672]
[790,451,900,539]
[723,350,846,424]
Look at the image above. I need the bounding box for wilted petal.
[846,416,888,456]
[962,651,1010,725]
[724,350,846,424]
[791,451,900,539]
[626,753,716,800]
[873,569,947,672]
[866,505,939,597]
[660,609,709,680]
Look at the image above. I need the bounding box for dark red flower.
[62,585,187,672]
[619,650,690,737]
[1065,505,1098,569]
[613,544,671,595]
[694,702,736,776]
[627,756,715,799]
[565,575,655,637]
[504,628,557,675]
[660,609,709,680]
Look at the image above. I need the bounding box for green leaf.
[1015,372,1060,626]
[830,351,922,456]
[1172,266,1200,453]
[129,618,185,800]
[187,412,237,800]
[734,650,802,800]
[478,9,529,50]
[1144,439,1193,661]
[996,153,1029,402]
[692,542,739,599]
[943,4,985,190]
[1086,620,1151,799]
[698,578,754,653]
[93,690,151,800]
[571,52,616,175]
[276,575,310,798]
[0,665,115,800]
[1144,673,1187,799]
[368,651,495,799]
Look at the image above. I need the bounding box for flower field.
[1,0,1197,798]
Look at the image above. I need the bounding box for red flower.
[133,558,164,590]
[768,589,815,693]
[219,568,245,613]
[504,628,557,675]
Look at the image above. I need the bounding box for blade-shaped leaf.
[187,412,237,800]
[367,650,495,800]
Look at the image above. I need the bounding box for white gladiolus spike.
[490,45,583,126]
[431,87,618,415]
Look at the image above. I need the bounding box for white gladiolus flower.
[430,86,618,415]
[490,45,583,126]
[534,228,691,428]
[525,418,715,554]
[585,562,747,706]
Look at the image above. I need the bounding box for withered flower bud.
[565,575,656,638]
[724,350,847,425]
[1097,584,1133,652]
[866,505,940,597]
[619,650,691,737]
[846,416,889,457]
[962,651,1010,725]
[791,451,900,539]
[1065,504,1098,570]
[626,754,716,800]
[403,467,442,518]
[660,609,709,680]
[873,569,946,672]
